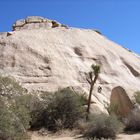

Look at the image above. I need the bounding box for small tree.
[86,64,100,119]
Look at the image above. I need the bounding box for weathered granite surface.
[12,16,68,31]
[0,16,140,113]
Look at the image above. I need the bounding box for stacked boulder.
[12,16,68,31]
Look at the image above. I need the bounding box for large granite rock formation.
[0,16,140,113]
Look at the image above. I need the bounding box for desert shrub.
[134,91,140,105]
[30,95,46,129]
[0,75,31,139]
[10,94,32,129]
[44,88,85,131]
[106,103,120,118]
[123,91,140,132]
[30,88,86,131]
[0,75,31,129]
[0,100,29,140]
[107,103,119,114]
[78,94,87,106]
[84,114,123,140]
[0,75,26,98]
[76,120,90,134]
[124,111,140,132]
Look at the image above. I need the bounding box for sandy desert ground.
[30,131,140,140]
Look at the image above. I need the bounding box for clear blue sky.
[1,0,140,55]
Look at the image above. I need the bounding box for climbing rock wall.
[1,16,140,114]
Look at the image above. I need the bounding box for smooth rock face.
[1,16,140,113]
[110,86,133,117]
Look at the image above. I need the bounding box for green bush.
[134,91,140,105]
[0,75,26,98]
[0,100,29,140]
[0,75,31,140]
[30,88,86,131]
[10,94,32,130]
[107,103,119,114]
[84,114,123,139]
[124,111,140,132]
[30,95,46,129]
[123,91,140,132]
[107,103,121,119]
[0,75,31,128]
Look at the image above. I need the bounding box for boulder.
[25,16,44,23]
[12,16,66,31]
[110,86,134,117]
[13,19,25,27]
[12,19,25,30]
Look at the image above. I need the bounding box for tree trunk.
[86,75,98,120]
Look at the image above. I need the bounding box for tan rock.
[26,16,44,23]
[0,32,8,37]
[12,16,64,31]
[110,86,134,117]
[1,17,140,113]
[13,19,25,27]
[12,19,25,31]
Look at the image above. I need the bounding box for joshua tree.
[86,64,100,119]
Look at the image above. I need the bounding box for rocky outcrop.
[1,16,140,113]
[12,16,68,31]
